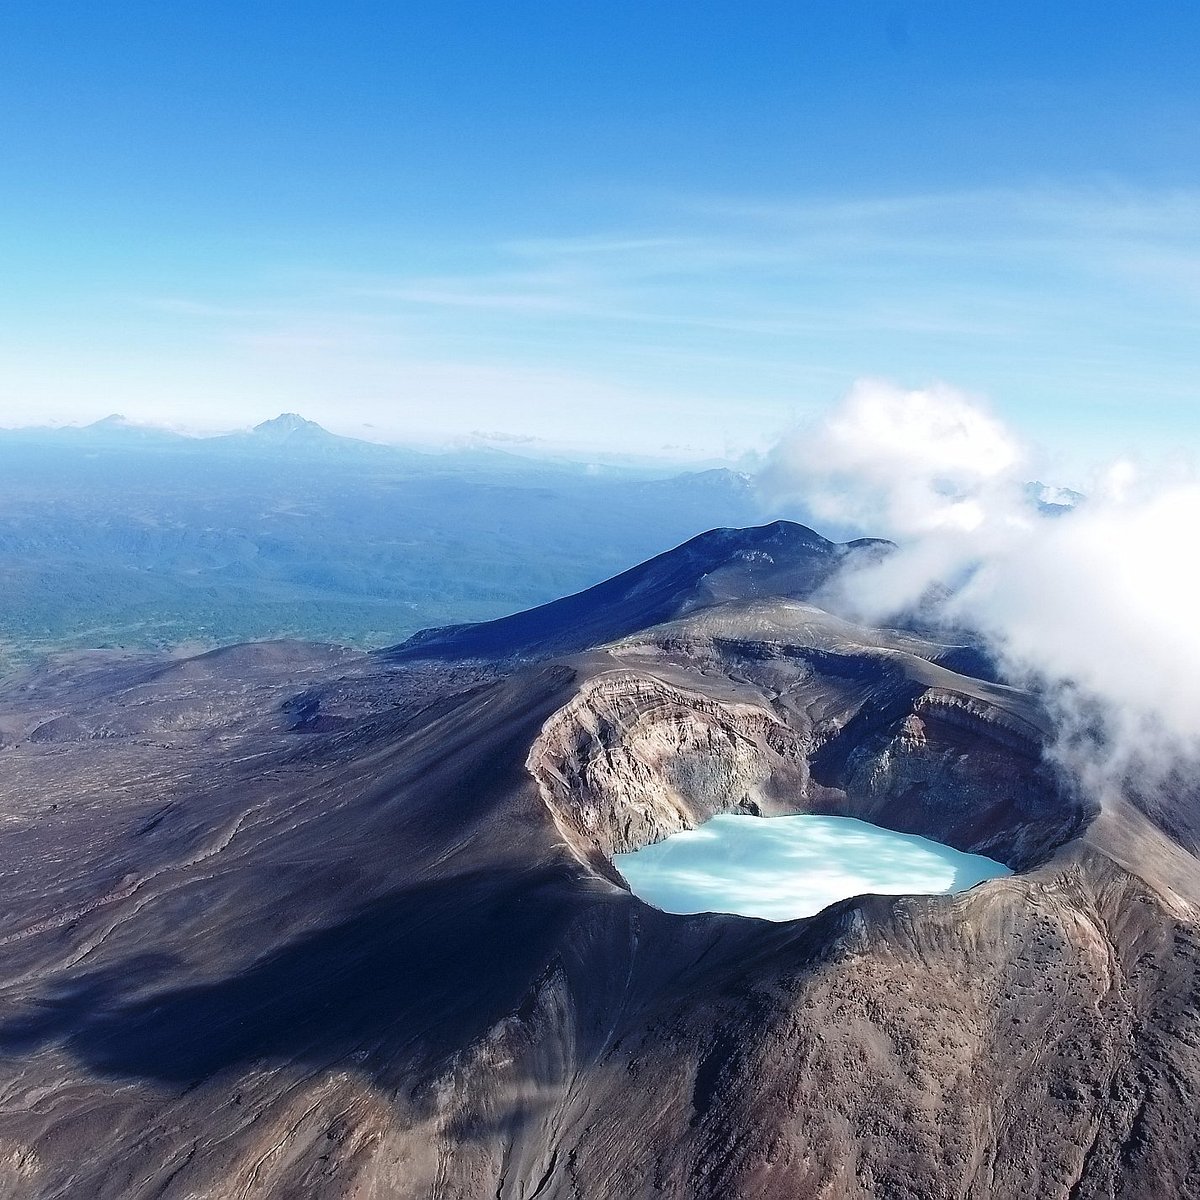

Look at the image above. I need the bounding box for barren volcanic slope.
[0,522,1197,1198]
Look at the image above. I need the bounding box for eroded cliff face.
[526,672,809,868]
[526,661,1089,881]
[811,687,1094,870]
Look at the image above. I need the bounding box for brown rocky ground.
[0,524,1196,1198]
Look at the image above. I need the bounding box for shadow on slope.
[0,866,584,1090]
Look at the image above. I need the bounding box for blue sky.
[1,2,1198,466]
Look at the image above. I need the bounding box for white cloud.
[762,378,1023,537]
[761,380,1200,796]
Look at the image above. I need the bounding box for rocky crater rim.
[526,669,1094,890]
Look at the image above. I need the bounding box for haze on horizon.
[2,2,1199,471]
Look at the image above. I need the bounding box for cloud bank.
[762,380,1200,798]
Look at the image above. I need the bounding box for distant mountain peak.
[252,413,329,439]
[69,414,183,442]
[1025,480,1085,515]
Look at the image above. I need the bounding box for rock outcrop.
[528,672,809,866]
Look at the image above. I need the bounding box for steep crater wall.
[526,673,809,877]
[528,669,1093,884]
[809,686,1095,870]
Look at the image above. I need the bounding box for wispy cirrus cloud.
[339,184,1200,333]
[19,184,1198,461]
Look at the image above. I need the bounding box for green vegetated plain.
[0,424,760,675]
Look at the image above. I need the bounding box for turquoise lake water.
[613,813,1011,922]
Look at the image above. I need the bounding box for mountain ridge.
[389,519,894,662]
